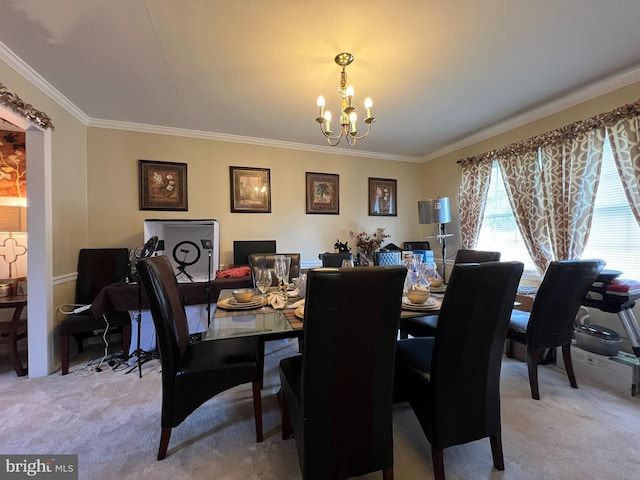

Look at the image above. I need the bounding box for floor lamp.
[418,197,453,283]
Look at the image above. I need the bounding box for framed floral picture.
[368,177,397,216]
[138,160,188,211]
[306,172,339,214]
[229,166,271,213]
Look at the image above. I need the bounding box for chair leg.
[382,466,394,480]
[252,380,263,443]
[258,338,265,388]
[561,343,578,389]
[8,336,26,376]
[157,426,171,460]
[121,322,132,360]
[431,446,445,480]
[61,333,70,375]
[526,345,540,400]
[490,434,505,470]
[281,389,292,440]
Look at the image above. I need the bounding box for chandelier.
[315,52,375,146]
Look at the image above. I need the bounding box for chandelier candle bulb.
[317,96,325,118]
[323,111,332,132]
[365,97,373,119]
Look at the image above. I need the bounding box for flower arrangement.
[349,227,391,260]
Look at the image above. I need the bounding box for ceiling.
[2,1,640,161]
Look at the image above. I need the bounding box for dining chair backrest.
[248,253,301,286]
[429,261,523,448]
[453,249,501,264]
[318,252,354,267]
[526,259,605,349]
[297,265,407,478]
[137,256,190,371]
[374,250,402,266]
[404,241,431,251]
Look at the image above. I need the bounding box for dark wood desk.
[0,295,28,376]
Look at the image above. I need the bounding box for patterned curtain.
[608,116,640,227]
[458,158,492,248]
[539,128,605,261]
[498,152,552,274]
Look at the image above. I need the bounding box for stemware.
[255,267,272,304]
[274,256,291,294]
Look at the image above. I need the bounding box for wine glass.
[255,267,272,304]
[275,257,291,293]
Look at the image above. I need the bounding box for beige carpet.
[0,341,639,480]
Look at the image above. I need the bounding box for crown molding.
[87,118,424,162]
[422,65,640,162]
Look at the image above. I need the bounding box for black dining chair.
[59,248,132,375]
[318,252,354,267]
[394,261,524,480]
[279,265,407,480]
[398,249,502,339]
[506,259,605,399]
[136,255,263,460]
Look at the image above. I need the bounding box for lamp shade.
[418,197,451,224]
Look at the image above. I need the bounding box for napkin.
[288,288,300,297]
[287,298,305,309]
[267,292,287,309]
[409,284,429,292]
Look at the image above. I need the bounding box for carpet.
[0,340,639,479]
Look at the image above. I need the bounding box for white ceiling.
[2,0,640,161]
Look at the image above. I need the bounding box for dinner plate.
[402,297,441,311]
[429,285,447,293]
[216,297,265,310]
[294,306,304,319]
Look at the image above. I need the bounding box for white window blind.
[582,137,640,280]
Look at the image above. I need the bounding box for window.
[476,162,537,275]
[581,138,640,279]
[477,137,640,280]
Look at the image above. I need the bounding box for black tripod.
[126,236,159,377]
[201,239,214,328]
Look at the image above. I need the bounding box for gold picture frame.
[368,177,397,216]
[229,166,271,213]
[306,172,339,214]
[138,160,188,211]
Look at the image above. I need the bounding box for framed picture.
[138,160,188,211]
[306,172,339,214]
[368,177,397,216]
[229,166,271,213]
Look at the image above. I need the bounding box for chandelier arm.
[319,125,344,142]
[347,121,374,141]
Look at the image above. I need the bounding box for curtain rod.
[457,98,640,165]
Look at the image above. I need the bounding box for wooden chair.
[394,261,524,480]
[0,297,28,376]
[280,266,407,480]
[506,259,605,399]
[137,255,263,460]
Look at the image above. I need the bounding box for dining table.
[198,286,445,343]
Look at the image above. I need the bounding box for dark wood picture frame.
[229,166,271,213]
[306,172,339,214]
[368,177,397,216]
[138,159,188,211]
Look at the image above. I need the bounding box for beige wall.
[87,128,423,266]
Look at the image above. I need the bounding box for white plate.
[216,297,265,310]
[402,297,441,311]
[430,285,447,293]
